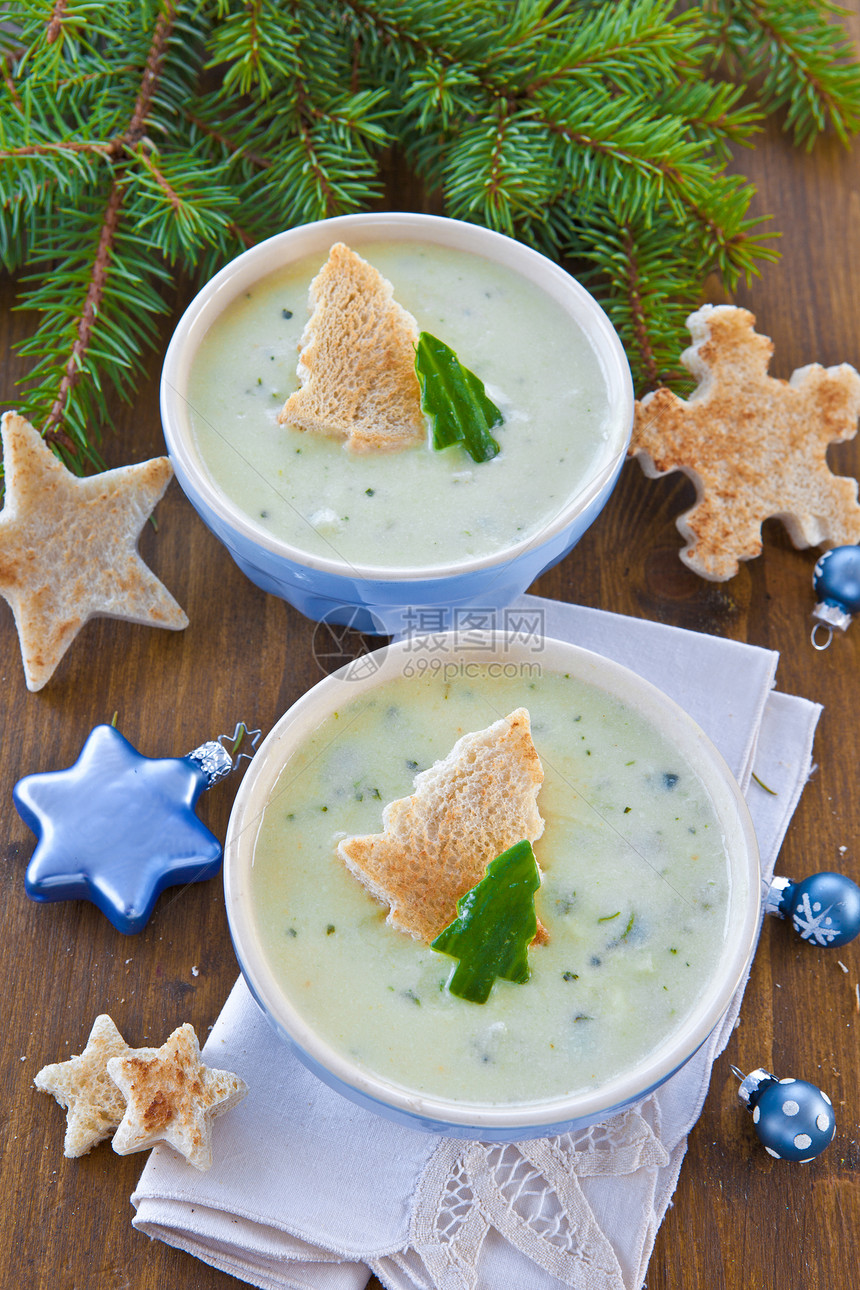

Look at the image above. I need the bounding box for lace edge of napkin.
[398,1105,669,1290]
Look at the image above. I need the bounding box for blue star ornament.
[14,725,227,934]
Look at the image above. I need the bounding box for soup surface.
[187,239,622,569]
[250,666,731,1107]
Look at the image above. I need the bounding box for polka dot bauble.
[736,1067,835,1162]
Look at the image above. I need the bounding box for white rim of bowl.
[224,632,761,1131]
[161,212,634,583]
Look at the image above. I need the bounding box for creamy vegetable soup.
[186,240,623,569]
[250,666,732,1106]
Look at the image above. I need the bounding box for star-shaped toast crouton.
[338,708,547,943]
[0,412,188,690]
[629,305,860,580]
[34,1014,130,1157]
[107,1023,247,1171]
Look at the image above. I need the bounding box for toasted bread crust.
[34,1014,130,1157]
[278,243,425,452]
[108,1023,247,1172]
[630,305,860,580]
[338,708,547,944]
[0,411,187,690]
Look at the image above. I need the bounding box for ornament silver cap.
[187,740,234,786]
[764,875,791,918]
[811,601,852,633]
[732,1066,773,1107]
[186,723,261,788]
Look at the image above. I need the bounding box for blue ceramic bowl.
[160,214,633,635]
[224,634,760,1140]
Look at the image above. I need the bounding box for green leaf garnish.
[414,332,502,463]
[431,839,540,1004]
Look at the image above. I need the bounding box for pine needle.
[2,0,859,493]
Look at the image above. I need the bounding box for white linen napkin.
[132,598,822,1290]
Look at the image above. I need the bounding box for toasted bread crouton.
[338,708,547,943]
[0,411,187,691]
[630,304,860,580]
[34,1014,130,1157]
[278,242,426,452]
[108,1023,247,1172]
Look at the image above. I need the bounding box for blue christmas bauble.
[813,545,860,615]
[780,871,860,947]
[751,1078,835,1162]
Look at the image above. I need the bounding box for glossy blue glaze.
[168,449,624,635]
[14,724,223,934]
[813,544,860,616]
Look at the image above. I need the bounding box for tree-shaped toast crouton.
[278,242,425,452]
[337,708,547,944]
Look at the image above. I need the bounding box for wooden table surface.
[3,28,860,1288]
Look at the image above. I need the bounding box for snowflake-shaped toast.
[629,305,860,580]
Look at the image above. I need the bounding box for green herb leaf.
[431,839,540,1004]
[414,332,502,463]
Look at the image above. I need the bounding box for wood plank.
[3,25,860,1283]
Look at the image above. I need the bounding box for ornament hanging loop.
[219,722,261,766]
[811,622,834,651]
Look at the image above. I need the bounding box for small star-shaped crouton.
[0,412,188,690]
[34,1014,130,1157]
[629,305,860,580]
[338,708,547,943]
[107,1023,247,1171]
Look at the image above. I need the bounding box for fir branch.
[0,138,119,159]
[702,0,860,147]
[2,0,860,496]
[502,0,704,99]
[42,178,124,449]
[578,212,706,394]
[654,78,761,159]
[206,0,299,99]
[4,0,191,461]
[125,145,236,264]
[16,180,172,466]
[623,225,664,393]
[125,0,178,144]
[442,107,557,235]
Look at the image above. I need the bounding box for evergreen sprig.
[700,0,860,147]
[1,0,859,488]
